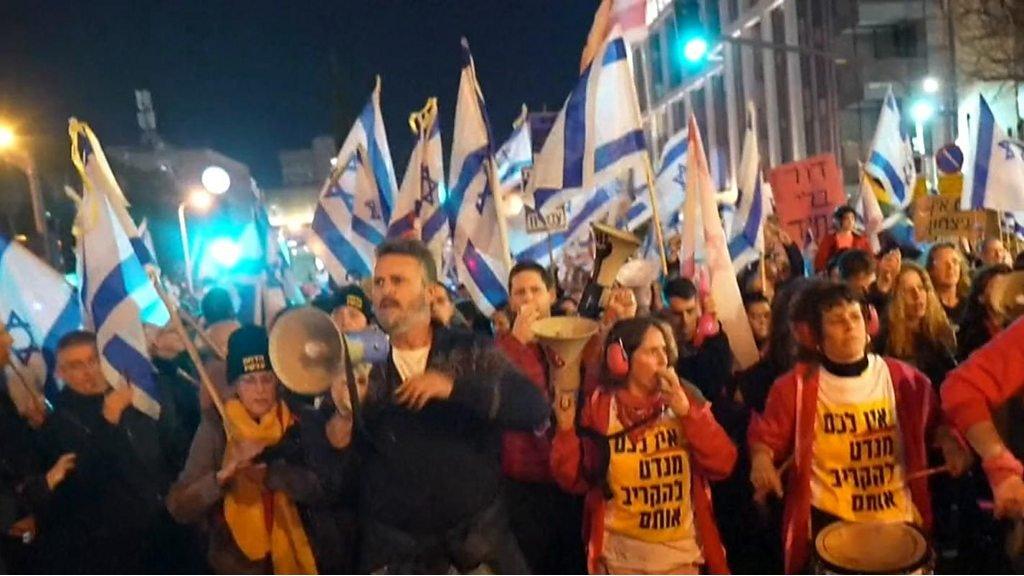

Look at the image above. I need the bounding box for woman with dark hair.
[813,206,872,273]
[748,282,970,573]
[876,263,958,390]
[550,317,736,574]
[957,264,1013,361]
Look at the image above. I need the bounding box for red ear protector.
[791,303,880,351]
[606,338,630,378]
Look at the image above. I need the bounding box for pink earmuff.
[864,303,880,338]
[606,339,630,378]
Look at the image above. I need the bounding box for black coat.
[34,389,168,574]
[676,330,733,401]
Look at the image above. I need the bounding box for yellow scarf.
[223,399,318,574]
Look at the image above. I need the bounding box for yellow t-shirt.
[601,398,702,570]
[811,355,916,524]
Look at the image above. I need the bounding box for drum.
[814,521,933,574]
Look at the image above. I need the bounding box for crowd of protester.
[1,208,1024,573]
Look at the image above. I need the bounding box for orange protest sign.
[767,154,846,244]
[912,194,995,243]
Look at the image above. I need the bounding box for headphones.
[606,338,630,378]
[791,302,880,351]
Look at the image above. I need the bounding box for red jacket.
[551,387,737,574]
[497,334,554,483]
[814,232,872,272]
[942,316,1024,435]
[747,358,939,574]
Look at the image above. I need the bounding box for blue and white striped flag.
[448,39,513,316]
[71,122,163,418]
[865,88,916,209]
[623,127,688,232]
[961,94,1024,212]
[727,105,772,271]
[392,98,449,271]
[311,80,397,283]
[69,120,168,327]
[514,182,620,268]
[527,31,647,213]
[0,237,82,403]
[495,113,533,193]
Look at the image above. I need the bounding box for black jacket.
[351,325,549,537]
[34,388,168,574]
[676,330,733,401]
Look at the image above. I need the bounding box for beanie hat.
[226,325,273,384]
[333,285,373,321]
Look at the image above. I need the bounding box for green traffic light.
[683,36,709,63]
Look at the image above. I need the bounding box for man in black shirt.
[661,277,732,400]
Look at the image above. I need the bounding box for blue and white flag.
[622,127,688,232]
[311,80,397,283]
[0,237,82,403]
[392,98,449,271]
[527,31,647,213]
[514,182,620,268]
[865,88,916,209]
[71,122,163,418]
[961,94,1024,212]
[69,120,168,327]
[495,112,533,193]
[727,105,772,271]
[448,39,513,316]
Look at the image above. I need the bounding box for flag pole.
[643,155,670,276]
[148,271,232,440]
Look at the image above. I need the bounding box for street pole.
[178,203,194,295]
[1,149,53,264]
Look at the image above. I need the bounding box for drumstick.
[905,465,950,482]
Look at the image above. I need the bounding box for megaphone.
[579,223,642,318]
[269,306,389,396]
[532,316,600,393]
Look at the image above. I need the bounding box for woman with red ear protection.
[550,317,737,574]
[747,282,971,573]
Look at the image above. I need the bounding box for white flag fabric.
[311,81,397,283]
[69,120,168,327]
[71,123,164,418]
[495,119,533,194]
[865,88,916,209]
[962,94,1024,212]
[448,39,513,316]
[0,236,82,406]
[529,31,647,214]
[857,166,886,253]
[623,127,688,232]
[682,114,759,369]
[727,105,772,272]
[392,99,449,271]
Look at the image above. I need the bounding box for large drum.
[814,521,933,574]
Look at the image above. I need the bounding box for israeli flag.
[514,182,620,268]
[495,118,533,193]
[311,80,397,283]
[865,88,916,209]
[527,31,647,213]
[73,154,163,419]
[623,127,688,232]
[392,99,449,271]
[448,39,513,316]
[69,120,168,327]
[962,94,1024,212]
[0,237,82,403]
[727,105,772,271]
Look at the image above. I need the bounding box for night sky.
[1,1,596,188]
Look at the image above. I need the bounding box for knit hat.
[333,285,373,321]
[226,325,273,384]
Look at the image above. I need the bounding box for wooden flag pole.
[148,271,232,440]
[179,310,227,361]
[643,155,670,276]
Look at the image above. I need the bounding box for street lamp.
[922,77,940,95]
[201,165,231,195]
[910,98,936,154]
[178,189,214,294]
[0,123,52,264]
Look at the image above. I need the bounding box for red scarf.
[614,388,666,442]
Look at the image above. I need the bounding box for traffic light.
[674,0,709,66]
